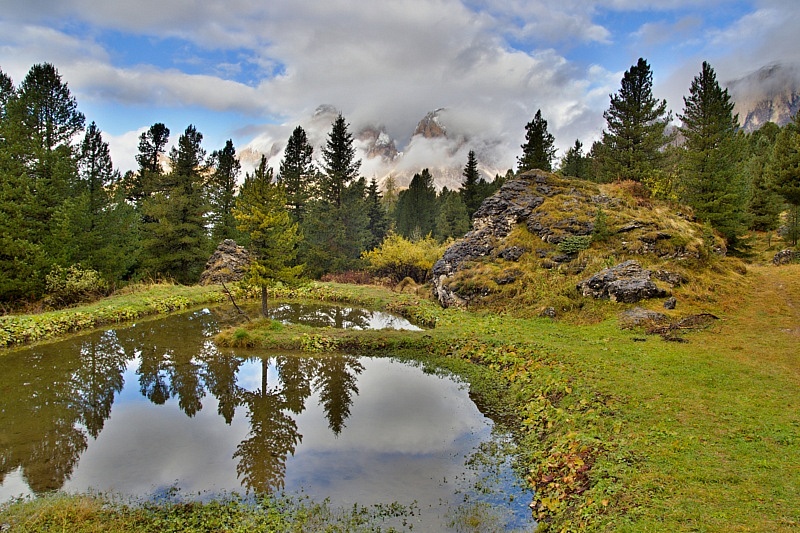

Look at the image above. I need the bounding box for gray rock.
[577,260,668,303]
[773,249,800,266]
[199,239,251,285]
[664,297,677,310]
[619,307,669,329]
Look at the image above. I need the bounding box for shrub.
[44,265,109,308]
[320,270,375,285]
[557,235,592,255]
[362,232,449,283]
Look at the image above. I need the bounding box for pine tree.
[301,114,369,276]
[678,61,748,244]
[208,139,242,243]
[366,177,390,250]
[395,168,437,239]
[130,123,170,204]
[517,109,556,173]
[598,58,670,184]
[435,188,470,241]
[141,124,210,283]
[0,63,84,300]
[320,114,361,207]
[278,126,314,223]
[234,155,302,316]
[559,139,587,179]
[769,114,800,245]
[746,123,782,233]
[460,150,482,215]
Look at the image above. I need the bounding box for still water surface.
[0,304,533,530]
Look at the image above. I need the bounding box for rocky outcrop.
[199,240,251,285]
[576,260,668,303]
[773,249,800,266]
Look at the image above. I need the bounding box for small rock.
[577,260,668,304]
[540,307,557,318]
[618,307,669,329]
[664,297,677,310]
[773,249,800,266]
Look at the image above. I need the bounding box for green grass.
[0,283,228,348]
[2,264,799,531]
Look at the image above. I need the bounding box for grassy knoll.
[2,265,798,531]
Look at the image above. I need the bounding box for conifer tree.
[234,155,302,316]
[208,139,242,243]
[460,150,481,215]
[320,114,360,207]
[769,114,800,245]
[0,63,84,300]
[141,124,210,283]
[366,177,390,250]
[395,168,437,239]
[517,109,556,173]
[435,188,470,241]
[559,139,588,179]
[597,58,670,184]
[678,61,748,244]
[746,123,782,233]
[278,126,314,223]
[130,123,170,204]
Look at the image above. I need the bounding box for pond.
[0,304,534,531]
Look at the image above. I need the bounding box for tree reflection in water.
[0,308,366,497]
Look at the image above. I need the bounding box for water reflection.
[0,306,531,530]
[268,302,422,331]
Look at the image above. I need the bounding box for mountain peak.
[413,108,448,139]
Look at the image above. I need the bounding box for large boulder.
[577,260,668,303]
[199,239,251,285]
[773,249,799,266]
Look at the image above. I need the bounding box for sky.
[1,0,798,179]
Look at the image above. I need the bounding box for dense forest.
[0,59,798,307]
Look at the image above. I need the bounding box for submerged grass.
[2,262,799,531]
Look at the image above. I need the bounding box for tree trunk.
[260,285,269,318]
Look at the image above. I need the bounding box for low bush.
[362,232,448,283]
[44,264,109,308]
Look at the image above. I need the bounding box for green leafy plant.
[44,264,109,308]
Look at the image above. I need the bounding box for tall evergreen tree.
[435,188,470,241]
[517,109,556,173]
[0,63,84,300]
[597,58,670,184]
[366,177,390,250]
[745,123,782,232]
[769,114,800,245]
[678,61,748,244]
[320,114,361,207]
[278,126,314,223]
[460,150,482,215]
[208,139,241,243]
[395,168,437,239]
[129,123,170,205]
[559,139,588,179]
[301,114,369,276]
[234,155,302,316]
[140,124,210,283]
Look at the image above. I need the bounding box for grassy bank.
[2,265,799,531]
[0,283,228,348]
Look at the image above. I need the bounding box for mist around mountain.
[728,63,800,132]
[238,62,800,192]
[240,106,512,191]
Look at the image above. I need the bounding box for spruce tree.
[769,114,800,245]
[234,155,302,316]
[517,109,556,173]
[598,58,670,184]
[678,61,748,244]
[320,114,360,207]
[746,123,782,233]
[130,123,170,204]
[366,177,390,250]
[395,168,437,239]
[141,124,210,283]
[460,150,481,215]
[208,139,242,243]
[559,139,588,179]
[278,126,314,223]
[435,188,470,241]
